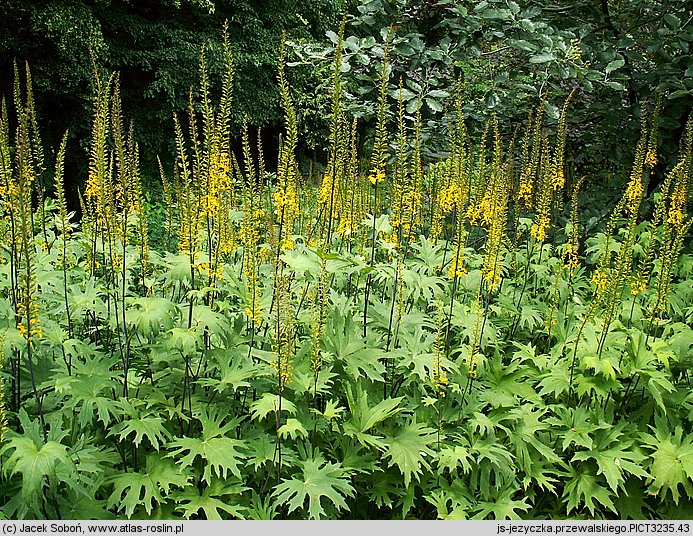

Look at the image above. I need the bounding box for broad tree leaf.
[127,297,179,339]
[197,347,268,394]
[343,386,403,448]
[250,393,297,422]
[436,443,473,475]
[278,418,308,440]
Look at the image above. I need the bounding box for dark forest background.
[1,0,691,204]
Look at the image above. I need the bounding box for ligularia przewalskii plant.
[0,25,692,520]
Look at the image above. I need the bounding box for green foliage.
[0,0,348,185]
[642,425,693,504]
[1,10,693,522]
[291,0,693,170]
[273,455,355,519]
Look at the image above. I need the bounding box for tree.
[0,0,347,193]
[289,0,692,179]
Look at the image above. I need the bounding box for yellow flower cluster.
[368,168,386,185]
[517,171,534,209]
[401,187,423,233]
[481,237,505,289]
[245,302,262,325]
[667,182,686,228]
[17,302,42,340]
[337,217,354,238]
[438,182,462,214]
[274,185,300,222]
[625,176,643,214]
[544,314,557,332]
[197,262,225,284]
[0,180,19,210]
[204,151,232,218]
[531,214,550,242]
[563,242,579,270]
[318,174,334,206]
[551,167,565,190]
[433,366,449,397]
[645,148,657,167]
[467,201,485,225]
[591,269,609,292]
[630,277,647,295]
[483,270,502,291]
[448,257,467,279]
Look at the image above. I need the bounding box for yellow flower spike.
[318,174,333,205]
[591,269,609,292]
[630,277,647,295]
[645,149,657,167]
[368,169,386,185]
[448,260,467,279]
[482,271,502,291]
[563,243,579,270]
[625,176,643,213]
[466,203,483,225]
[551,167,565,190]
[337,218,353,238]
[667,181,686,228]
[517,175,534,208]
[530,215,549,242]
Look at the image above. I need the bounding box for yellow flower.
[551,167,565,190]
[448,260,467,279]
[482,270,502,291]
[517,173,534,209]
[563,242,579,270]
[625,176,643,213]
[668,208,684,227]
[274,186,300,221]
[667,183,686,228]
[591,269,609,292]
[466,203,483,225]
[337,218,354,238]
[368,169,386,185]
[245,304,262,325]
[630,277,647,295]
[645,149,657,167]
[530,215,549,242]
[318,174,333,206]
[438,182,462,214]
